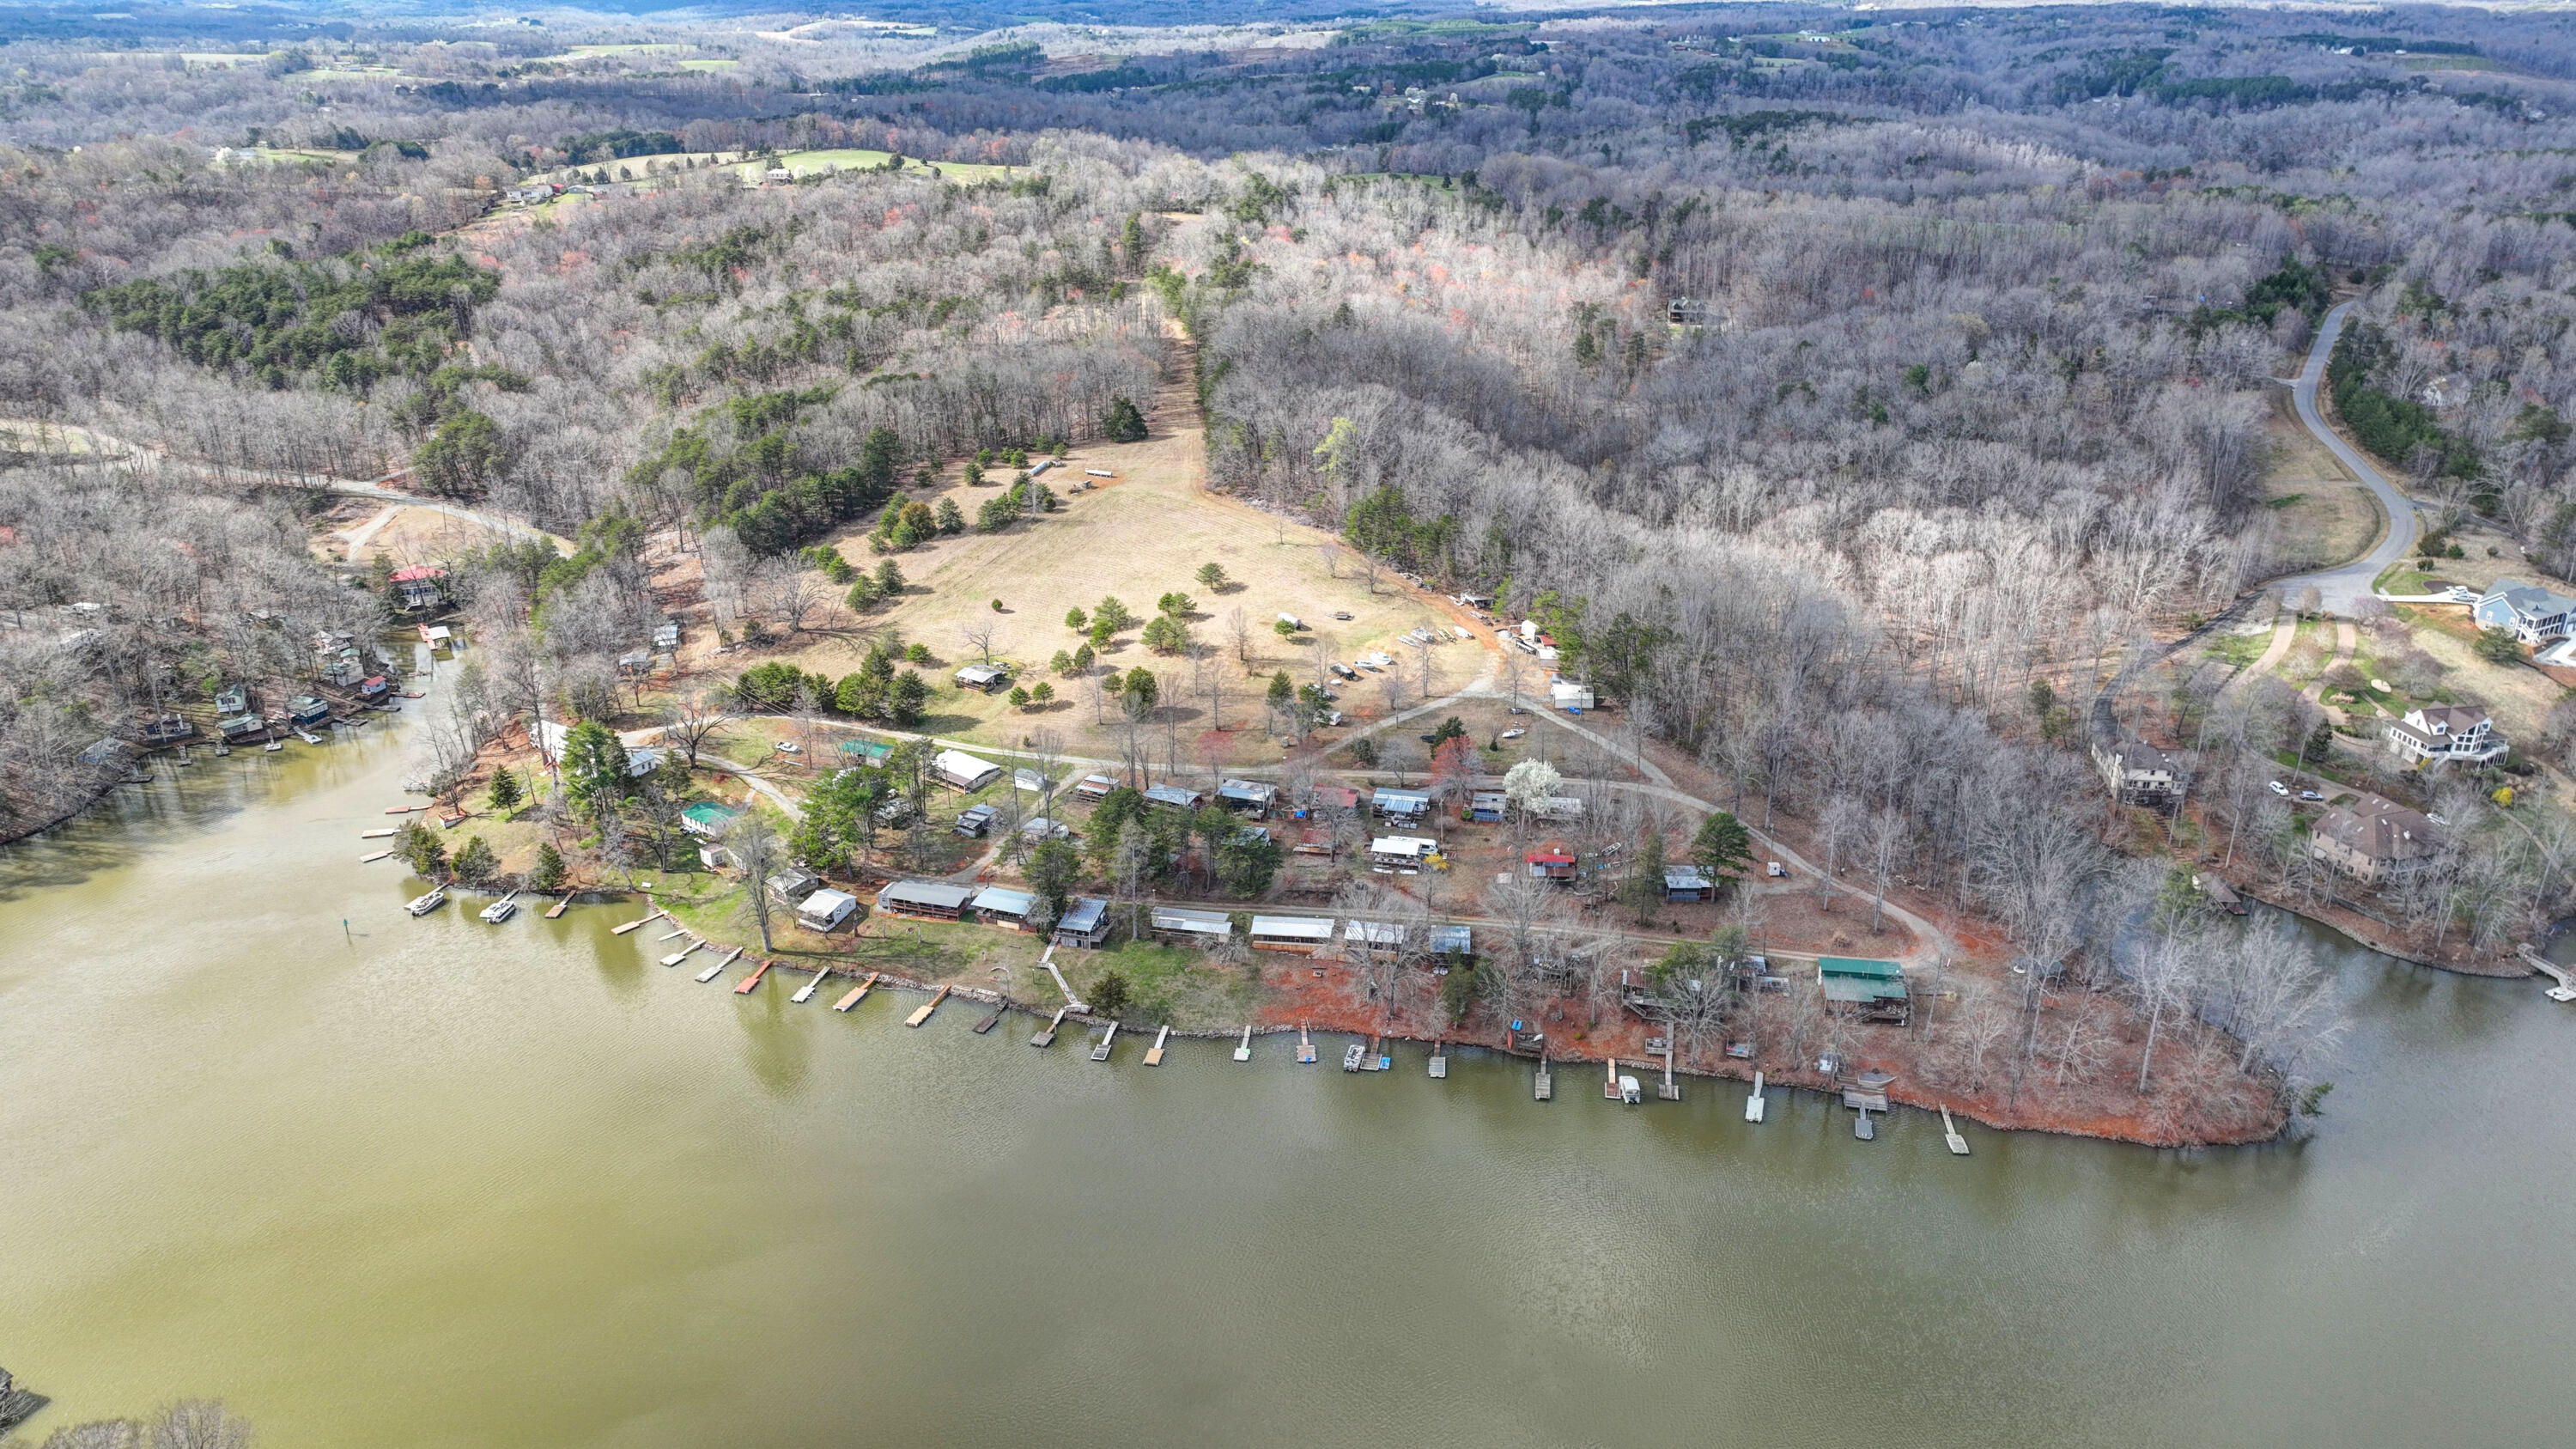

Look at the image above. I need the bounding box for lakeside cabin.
[1819,956,1910,1026]
[1527,841,1577,882]
[1144,783,1204,811]
[1344,918,1406,953]
[877,880,975,922]
[1150,906,1234,947]
[215,685,249,715]
[682,801,739,837]
[971,886,1038,931]
[1249,914,1336,953]
[1373,788,1432,823]
[217,714,265,741]
[1019,814,1073,842]
[1370,836,1440,872]
[1073,773,1118,801]
[953,662,1011,694]
[799,888,860,933]
[1663,866,1716,903]
[287,695,330,728]
[933,749,1003,792]
[1053,897,1111,948]
[1216,779,1278,817]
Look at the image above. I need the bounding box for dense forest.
[14,1,2576,1117]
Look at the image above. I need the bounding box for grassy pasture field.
[774,413,1496,767]
[738,149,1017,185]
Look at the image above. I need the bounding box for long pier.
[660,940,702,968]
[695,947,741,983]
[831,971,881,1013]
[1429,1039,1447,1078]
[1234,1025,1253,1062]
[1745,1071,1766,1123]
[611,909,665,936]
[790,964,832,1003]
[359,849,392,863]
[1942,1105,1971,1155]
[904,984,950,1027]
[1534,1056,1552,1100]
[732,959,772,995]
[1297,1025,1315,1063]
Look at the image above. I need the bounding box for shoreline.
[639,920,2292,1149]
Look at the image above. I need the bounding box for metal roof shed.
[1343,918,1407,948]
[933,749,1003,791]
[1150,906,1234,942]
[877,880,975,918]
[1249,915,1336,952]
[1428,924,1473,958]
[972,886,1037,926]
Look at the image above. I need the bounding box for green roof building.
[681,801,740,837]
[1818,956,1909,1024]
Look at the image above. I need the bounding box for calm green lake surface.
[3,703,2573,1449]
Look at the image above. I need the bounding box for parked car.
[775,740,802,755]
[2267,780,2289,796]
[1333,611,1354,621]
[2299,789,2324,802]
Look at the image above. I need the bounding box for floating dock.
[659,941,700,968]
[832,971,881,1013]
[1942,1105,1970,1156]
[1144,1024,1171,1065]
[1534,1056,1552,1100]
[544,897,568,919]
[1429,1041,1448,1079]
[2521,947,2576,1003]
[360,828,398,839]
[1297,1025,1316,1063]
[1855,1109,1875,1142]
[1032,1006,1067,1047]
[385,805,419,815]
[904,984,950,1027]
[611,909,665,936]
[1365,1037,1391,1071]
[359,849,393,863]
[790,966,829,1004]
[1233,1025,1252,1062]
[1745,1071,1766,1123]
[1091,1021,1119,1062]
[1604,1057,1622,1100]
[973,1003,1005,1034]
[693,959,726,983]
[733,959,771,995]
[1656,1051,1680,1101]
[656,927,690,941]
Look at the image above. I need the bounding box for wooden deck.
[1745,1071,1766,1123]
[732,959,772,995]
[1534,1057,1552,1100]
[1942,1105,1970,1155]
[611,909,665,936]
[1031,1006,1067,1047]
[1144,1024,1171,1065]
[831,971,881,1013]
[1091,1021,1119,1062]
[1297,1025,1316,1063]
[544,897,569,919]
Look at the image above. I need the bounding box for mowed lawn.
[779,418,1496,764]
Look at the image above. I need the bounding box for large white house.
[2385,704,2507,766]
[2472,581,2576,647]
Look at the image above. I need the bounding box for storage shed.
[933,749,1003,791]
[1150,906,1235,946]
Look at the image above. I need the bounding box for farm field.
[737,149,1017,184]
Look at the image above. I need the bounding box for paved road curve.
[2277,300,2430,614]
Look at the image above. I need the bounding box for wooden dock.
[385,805,420,814]
[360,827,398,839]
[732,959,772,995]
[1745,1071,1766,1123]
[1656,1051,1680,1101]
[544,897,569,919]
[790,965,830,1003]
[904,984,950,1027]
[1365,1037,1390,1071]
[1091,1021,1119,1062]
[359,849,393,863]
[973,1003,1005,1034]
[659,941,701,968]
[1855,1109,1875,1142]
[1534,1056,1552,1100]
[1296,1024,1316,1063]
[1233,1025,1253,1062]
[831,971,880,1013]
[611,909,665,936]
[1031,1006,1067,1047]
[1144,1024,1171,1065]
[656,927,690,941]
[1941,1105,1970,1156]
[694,959,726,983]
[1604,1057,1622,1100]
[2519,947,2576,1002]
[1429,1040,1447,1079]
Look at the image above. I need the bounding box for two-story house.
[2471,581,2576,647]
[2385,703,2508,767]
[2310,796,2445,886]
[390,564,448,612]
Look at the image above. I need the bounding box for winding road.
[2276,300,2431,614]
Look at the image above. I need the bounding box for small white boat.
[405,888,447,916]
[1343,1043,1366,1072]
[479,892,520,922]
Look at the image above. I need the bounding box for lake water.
[3,703,2573,1448]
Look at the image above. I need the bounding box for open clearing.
[735,149,1017,185]
[774,398,1495,766]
